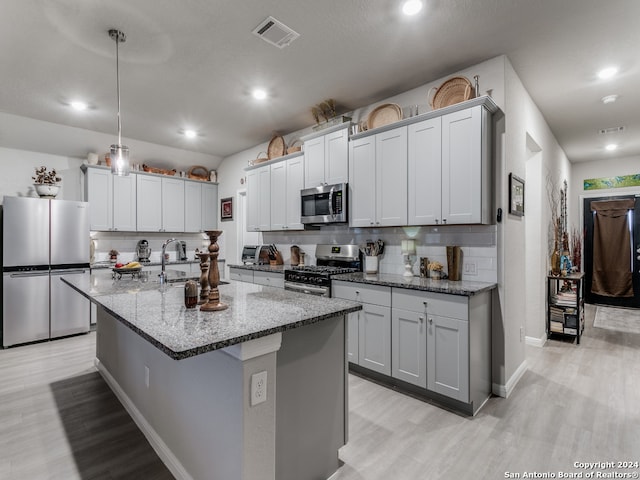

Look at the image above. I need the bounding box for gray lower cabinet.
[391,307,427,388]
[253,270,284,288]
[333,281,391,376]
[358,303,391,375]
[229,267,254,283]
[336,280,492,415]
[229,267,284,288]
[427,314,469,402]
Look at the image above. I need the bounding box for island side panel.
[275,314,347,480]
[96,306,278,480]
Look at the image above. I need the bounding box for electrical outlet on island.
[251,371,267,406]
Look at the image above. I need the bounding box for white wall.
[0,146,85,202]
[0,111,222,202]
[570,154,640,230]
[500,58,571,394]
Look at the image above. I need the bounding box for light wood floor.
[335,303,640,479]
[0,332,173,479]
[1,304,638,479]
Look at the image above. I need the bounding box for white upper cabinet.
[269,155,304,231]
[85,167,112,231]
[112,174,137,231]
[136,175,163,231]
[184,181,202,233]
[376,127,407,226]
[406,103,491,225]
[161,177,185,232]
[324,127,349,186]
[304,126,349,187]
[269,161,287,230]
[349,136,376,227]
[84,166,136,231]
[303,136,324,188]
[136,174,185,232]
[285,155,304,230]
[349,126,407,227]
[441,105,486,224]
[247,164,271,232]
[201,182,218,231]
[408,117,442,225]
[84,166,217,233]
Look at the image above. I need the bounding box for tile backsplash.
[91,231,212,263]
[262,224,497,283]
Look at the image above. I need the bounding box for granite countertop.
[331,272,497,296]
[63,270,361,360]
[228,264,287,274]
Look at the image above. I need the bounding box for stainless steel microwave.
[300,183,348,225]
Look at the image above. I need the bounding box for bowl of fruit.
[112,261,143,279]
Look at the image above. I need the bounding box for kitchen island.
[63,270,362,480]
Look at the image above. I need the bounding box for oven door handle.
[285,282,328,296]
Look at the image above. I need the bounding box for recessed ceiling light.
[183,129,197,139]
[70,101,88,111]
[402,0,423,15]
[252,88,267,100]
[597,67,618,80]
[601,94,619,104]
[605,143,618,151]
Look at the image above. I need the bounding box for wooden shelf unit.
[547,273,585,344]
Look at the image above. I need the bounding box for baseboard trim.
[492,359,528,398]
[525,335,546,347]
[94,358,193,480]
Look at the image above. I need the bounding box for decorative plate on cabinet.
[366,103,402,130]
[428,76,473,110]
[267,135,286,160]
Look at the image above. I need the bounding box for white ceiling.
[1,0,638,163]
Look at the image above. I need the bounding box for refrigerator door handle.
[8,271,50,278]
[50,269,87,276]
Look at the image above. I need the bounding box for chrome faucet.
[159,238,177,284]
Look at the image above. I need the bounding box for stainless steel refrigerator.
[2,196,90,347]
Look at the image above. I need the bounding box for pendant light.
[109,29,130,176]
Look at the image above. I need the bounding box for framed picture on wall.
[221,197,233,221]
[509,173,525,216]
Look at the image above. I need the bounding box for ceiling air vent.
[252,16,299,49]
[598,126,625,134]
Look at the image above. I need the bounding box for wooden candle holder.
[200,230,228,312]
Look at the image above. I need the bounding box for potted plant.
[427,261,445,280]
[108,249,119,263]
[32,166,62,198]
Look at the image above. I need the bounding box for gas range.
[284,245,361,297]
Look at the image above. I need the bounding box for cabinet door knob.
[419,316,424,323]
[428,318,433,324]
[443,219,447,224]
[435,219,439,224]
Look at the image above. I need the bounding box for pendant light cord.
[115,33,122,147]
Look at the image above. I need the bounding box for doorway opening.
[583,195,640,308]
[524,133,545,344]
